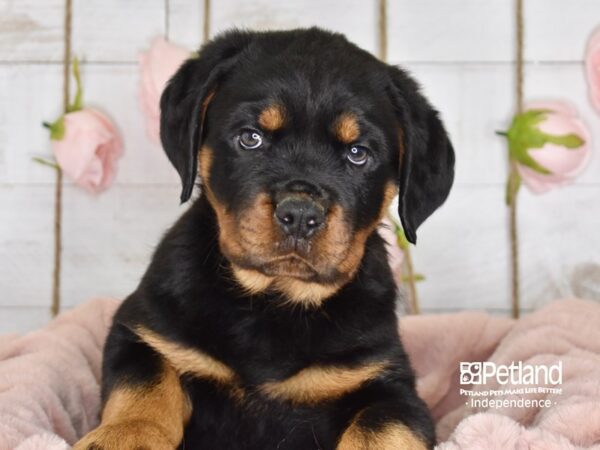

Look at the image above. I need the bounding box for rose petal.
[51,108,123,193]
[585,27,600,113]
[139,36,190,142]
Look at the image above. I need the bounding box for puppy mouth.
[260,254,319,280]
[228,252,321,282]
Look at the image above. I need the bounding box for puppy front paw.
[73,420,177,450]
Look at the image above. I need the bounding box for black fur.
[100,28,454,450]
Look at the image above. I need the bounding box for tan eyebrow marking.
[258,103,286,131]
[335,113,361,144]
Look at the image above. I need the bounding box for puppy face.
[160,29,455,306]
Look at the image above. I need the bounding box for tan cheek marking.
[135,327,237,386]
[74,362,190,449]
[337,420,428,450]
[199,146,248,263]
[261,362,386,405]
[335,181,398,279]
[313,205,352,270]
[258,103,286,131]
[237,193,277,255]
[335,113,360,144]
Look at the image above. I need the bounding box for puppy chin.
[230,265,274,294]
[229,262,343,308]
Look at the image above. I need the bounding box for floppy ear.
[160,30,254,203]
[387,66,455,244]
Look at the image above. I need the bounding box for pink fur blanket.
[1,298,599,449]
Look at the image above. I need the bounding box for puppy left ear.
[160,30,255,203]
[387,66,455,244]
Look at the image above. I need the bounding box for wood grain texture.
[525,0,600,62]
[0,0,65,62]
[211,0,377,53]
[72,0,165,62]
[60,184,184,307]
[412,185,600,311]
[0,186,54,309]
[167,0,205,50]
[388,0,514,63]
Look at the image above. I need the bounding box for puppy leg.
[74,326,190,450]
[337,385,434,450]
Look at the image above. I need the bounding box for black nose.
[275,197,325,239]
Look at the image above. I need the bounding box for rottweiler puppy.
[75,28,454,450]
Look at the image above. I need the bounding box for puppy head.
[160,28,454,306]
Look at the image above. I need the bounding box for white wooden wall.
[1,0,599,333]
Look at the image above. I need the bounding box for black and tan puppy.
[75,28,454,450]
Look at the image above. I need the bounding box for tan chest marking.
[337,416,427,450]
[261,362,387,405]
[134,327,237,386]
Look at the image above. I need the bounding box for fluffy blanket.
[0,298,599,450]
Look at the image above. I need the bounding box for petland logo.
[460,361,563,386]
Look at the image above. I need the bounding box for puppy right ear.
[160,30,254,203]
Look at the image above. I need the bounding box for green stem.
[69,57,83,112]
[32,156,59,170]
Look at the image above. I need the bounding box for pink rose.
[585,27,600,113]
[379,218,404,280]
[139,36,191,142]
[516,101,591,194]
[52,108,123,193]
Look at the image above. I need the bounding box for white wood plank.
[81,64,181,185]
[403,63,514,186]
[0,306,52,334]
[60,184,185,308]
[0,186,54,308]
[0,0,64,62]
[525,0,600,62]
[388,0,514,63]
[524,63,600,185]
[72,0,165,62]
[412,185,600,312]
[211,0,377,54]
[0,64,63,184]
[411,186,509,311]
[519,186,600,308]
[168,0,205,50]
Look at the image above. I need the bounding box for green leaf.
[68,57,84,112]
[543,132,584,149]
[42,116,66,140]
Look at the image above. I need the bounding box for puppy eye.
[238,129,264,150]
[346,145,369,166]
